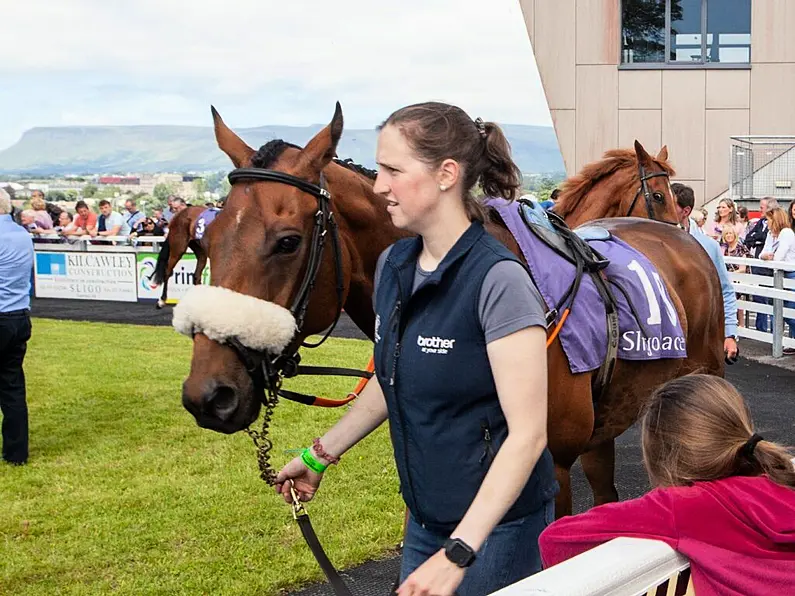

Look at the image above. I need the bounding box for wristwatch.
[443,537,477,568]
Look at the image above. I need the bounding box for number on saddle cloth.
[195,208,220,240]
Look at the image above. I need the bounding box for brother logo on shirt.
[417,334,456,354]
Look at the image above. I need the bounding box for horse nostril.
[202,385,239,422]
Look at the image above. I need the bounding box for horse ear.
[656,145,669,162]
[300,102,344,172]
[211,106,255,168]
[634,140,654,167]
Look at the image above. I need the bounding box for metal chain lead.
[245,377,282,486]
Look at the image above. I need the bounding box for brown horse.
[179,104,724,517]
[151,206,210,308]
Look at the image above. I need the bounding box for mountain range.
[0,123,564,175]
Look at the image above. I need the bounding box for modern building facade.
[520,0,795,206]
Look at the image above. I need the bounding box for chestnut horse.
[179,104,724,517]
[151,206,210,308]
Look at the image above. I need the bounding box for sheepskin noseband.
[172,285,297,354]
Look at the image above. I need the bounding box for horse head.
[176,103,353,434]
[554,140,679,228]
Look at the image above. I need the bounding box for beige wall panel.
[551,109,576,176]
[673,179,706,208]
[576,0,619,65]
[750,63,795,135]
[752,0,795,63]
[518,0,534,46]
[706,70,750,109]
[534,0,576,110]
[618,70,662,109]
[662,70,706,180]
[618,109,662,153]
[705,110,750,201]
[575,65,619,171]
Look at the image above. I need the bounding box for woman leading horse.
[175,102,724,530]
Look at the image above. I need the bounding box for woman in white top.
[760,207,795,352]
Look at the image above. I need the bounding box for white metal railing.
[724,256,795,358]
[490,537,693,596]
[30,234,167,252]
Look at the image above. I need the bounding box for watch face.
[445,539,475,567]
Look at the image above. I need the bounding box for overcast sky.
[0,0,552,150]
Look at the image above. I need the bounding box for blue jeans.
[753,294,770,332]
[399,500,555,595]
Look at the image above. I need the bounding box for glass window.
[706,0,751,63]
[621,0,751,66]
[622,0,666,64]
[670,0,703,63]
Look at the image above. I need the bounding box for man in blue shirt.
[0,188,34,465]
[672,183,739,362]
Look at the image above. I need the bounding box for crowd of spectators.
[0,189,224,244]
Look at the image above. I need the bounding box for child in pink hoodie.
[539,374,795,596]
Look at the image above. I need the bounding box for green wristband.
[301,448,328,474]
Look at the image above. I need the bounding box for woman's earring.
[439,185,447,192]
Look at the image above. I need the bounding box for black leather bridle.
[626,163,677,224]
[221,167,369,596]
[223,167,371,406]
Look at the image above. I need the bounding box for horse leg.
[158,248,185,309]
[157,278,169,309]
[580,439,620,506]
[192,243,208,285]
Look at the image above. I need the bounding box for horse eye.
[275,235,301,254]
[653,192,665,203]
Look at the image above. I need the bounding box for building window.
[622,0,751,66]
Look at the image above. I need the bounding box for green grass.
[1,319,402,595]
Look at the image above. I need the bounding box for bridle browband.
[224,167,372,407]
[625,163,678,225]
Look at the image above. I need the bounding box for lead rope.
[246,361,354,596]
[245,374,282,486]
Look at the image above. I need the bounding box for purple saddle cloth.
[487,198,687,374]
[194,208,220,240]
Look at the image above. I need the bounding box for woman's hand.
[760,252,773,261]
[396,550,465,596]
[274,456,324,504]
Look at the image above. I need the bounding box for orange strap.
[309,357,375,408]
[546,308,570,348]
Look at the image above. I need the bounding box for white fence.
[724,256,795,358]
[490,537,692,596]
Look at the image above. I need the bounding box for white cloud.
[0,0,552,149]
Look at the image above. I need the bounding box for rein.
[625,164,677,224]
[223,166,373,596]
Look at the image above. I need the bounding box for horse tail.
[151,239,171,285]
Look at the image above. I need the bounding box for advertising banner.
[34,252,138,302]
[136,252,211,302]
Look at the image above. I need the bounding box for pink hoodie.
[540,476,795,596]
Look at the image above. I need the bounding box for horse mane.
[250,139,377,181]
[554,149,675,218]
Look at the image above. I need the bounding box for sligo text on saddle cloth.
[487,198,687,374]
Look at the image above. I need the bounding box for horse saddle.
[518,200,611,273]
